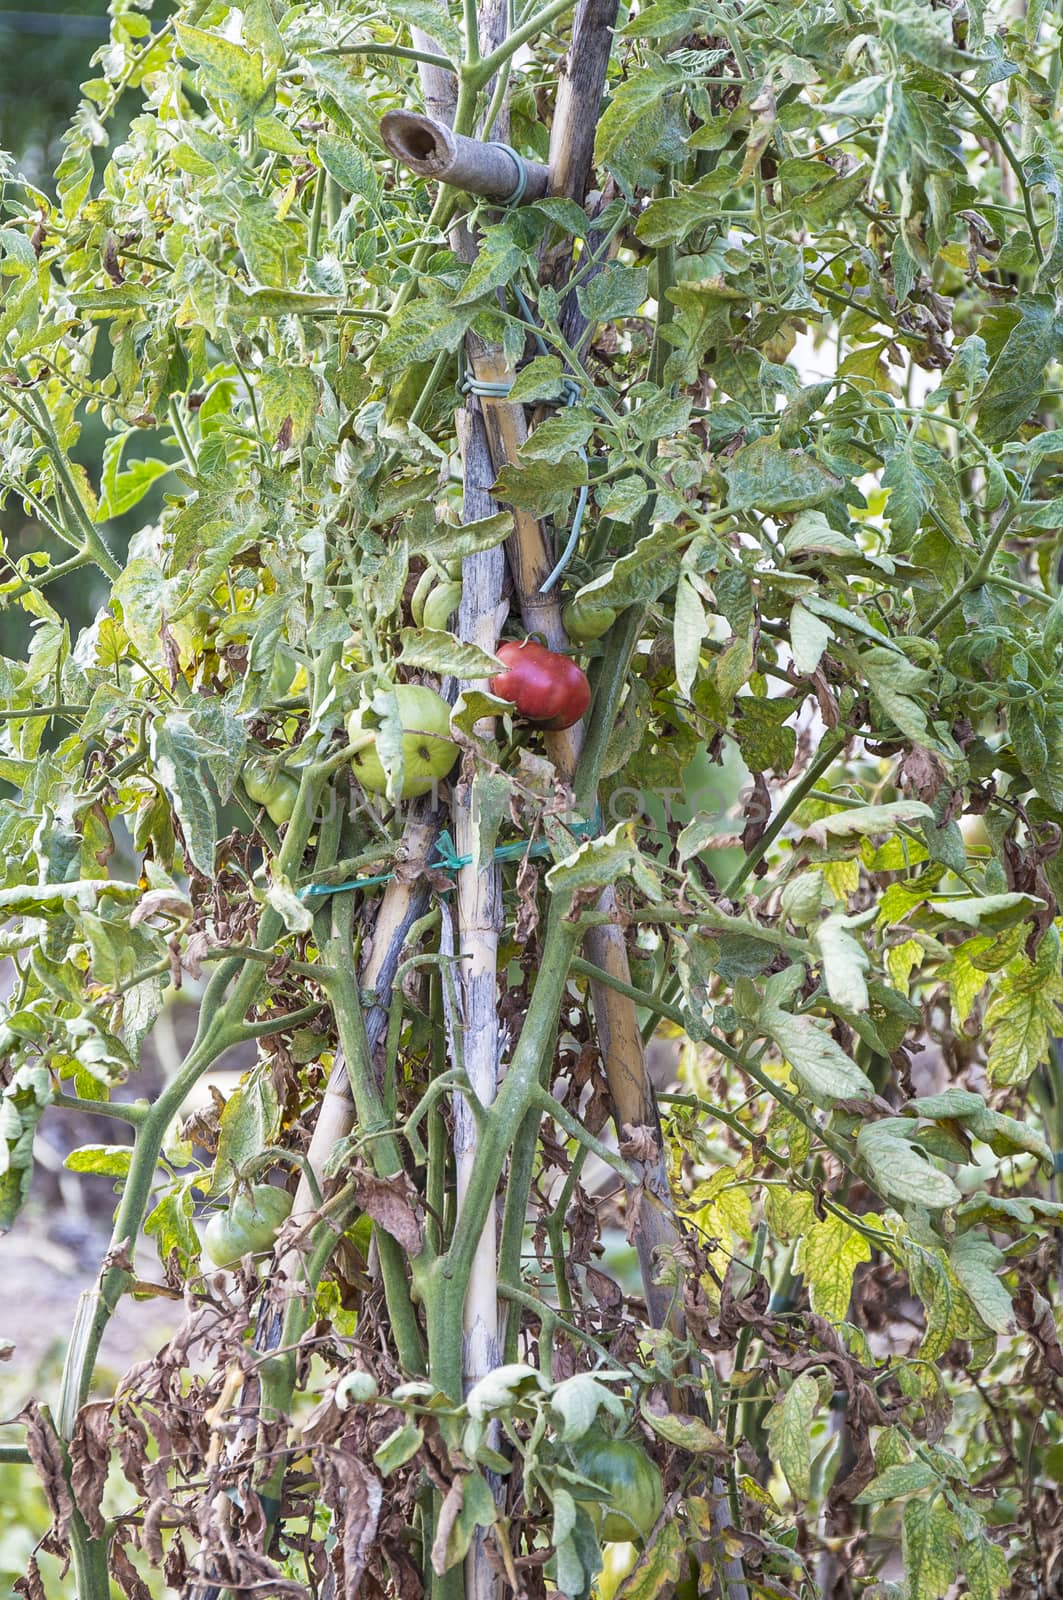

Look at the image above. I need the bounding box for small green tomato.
[242,757,299,826]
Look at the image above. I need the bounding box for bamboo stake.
[381,111,550,203]
[426,9,509,1597]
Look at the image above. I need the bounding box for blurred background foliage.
[0,13,159,1586]
[0,2,171,659]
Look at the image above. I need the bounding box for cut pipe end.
[380,110,456,177]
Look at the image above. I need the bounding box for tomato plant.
[347,683,458,797]
[202,1185,294,1268]
[3,0,1063,1596]
[489,640,591,730]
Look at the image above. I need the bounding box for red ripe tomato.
[490,640,591,731]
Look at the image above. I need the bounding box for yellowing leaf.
[796,1210,874,1322]
[985,950,1063,1086]
[765,1372,819,1500]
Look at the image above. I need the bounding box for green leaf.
[372,289,476,378]
[465,1363,542,1419]
[576,264,648,323]
[64,1144,134,1177]
[638,1400,723,1453]
[594,59,684,189]
[545,821,662,901]
[815,913,871,1012]
[800,800,934,845]
[765,1372,819,1500]
[265,872,313,933]
[111,556,166,668]
[373,1422,424,1477]
[550,1374,626,1441]
[722,435,843,513]
[854,1461,942,1503]
[761,1005,875,1106]
[673,574,706,698]
[149,714,219,877]
[383,0,462,58]
[960,1533,1009,1600]
[211,1073,281,1194]
[857,1120,961,1209]
[860,646,931,743]
[0,1065,51,1231]
[398,628,500,678]
[977,296,1063,443]
[175,24,274,120]
[317,132,379,197]
[97,432,174,522]
[423,512,514,561]
[456,219,535,305]
[948,1231,1014,1335]
[790,600,833,674]
[235,197,303,288]
[491,454,587,519]
[145,1183,199,1263]
[985,945,1063,1085]
[571,524,686,612]
[519,408,595,464]
[257,362,318,447]
[882,1,984,69]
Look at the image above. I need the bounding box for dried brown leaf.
[351,1169,424,1255]
[319,1450,383,1600]
[18,1402,74,1545]
[70,1401,112,1539]
[110,1543,152,1600]
[13,1556,46,1600]
[431,1476,465,1576]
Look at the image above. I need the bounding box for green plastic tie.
[491,141,529,206]
[297,813,601,901]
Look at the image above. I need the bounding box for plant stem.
[720,732,847,900]
[570,955,687,1026]
[53,1093,151,1128]
[328,41,456,69]
[918,498,1021,635]
[466,0,573,86]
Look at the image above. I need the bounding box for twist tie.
[298,812,603,901]
[1053,1151,1063,1175]
[490,142,528,206]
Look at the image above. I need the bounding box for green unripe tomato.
[336,1370,380,1407]
[410,566,436,629]
[779,871,825,926]
[203,1184,293,1268]
[569,1433,664,1543]
[562,595,617,644]
[243,757,299,826]
[421,579,462,632]
[347,684,458,799]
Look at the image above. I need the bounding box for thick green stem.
[326,897,429,1375]
[432,901,581,1398]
